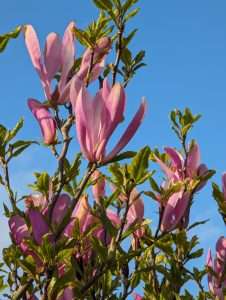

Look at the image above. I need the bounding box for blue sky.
[0,0,226,296]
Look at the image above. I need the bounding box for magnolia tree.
[0,1,225,299]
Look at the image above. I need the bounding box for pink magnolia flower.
[24,22,75,104]
[156,142,208,184]
[28,99,56,144]
[71,79,147,163]
[207,237,226,300]
[155,142,209,232]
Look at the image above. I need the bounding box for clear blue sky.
[0,0,226,296]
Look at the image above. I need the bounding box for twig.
[112,23,124,86]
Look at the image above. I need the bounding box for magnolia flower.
[28,99,56,144]
[71,79,147,163]
[207,237,226,300]
[156,142,208,184]
[155,142,209,232]
[24,22,75,104]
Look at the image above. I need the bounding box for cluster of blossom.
[5,21,225,299]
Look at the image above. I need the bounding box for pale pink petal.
[44,32,62,82]
[59,22,75,93]
[24,25,51,99]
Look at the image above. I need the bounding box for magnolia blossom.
[24,23,111,104]
[207,237,226,300]
[24,22,75,104]
[155,142,209,232]
[71,78,147,163]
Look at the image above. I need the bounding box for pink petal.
[92,170,105,204]
[75,87,96,161]
[127,189,144,225]
[27,209,50,245]
[104,98,147,162]
[216,236,226,261]
[154,155,178,182]
[58,287,74,300]
[59,22,75,93]
[186,142,201,178]
[51,194,71,225]
[160,191,190,232]
[164,147,184,171]
[78,37,111,82]
[69,75,83,110]
[24,25,51,99]
[44,32,62,82]
[28,99,56,145]
[106,210,121,227]
[9,215,29,246]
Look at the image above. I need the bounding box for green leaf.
[0,26,21,52]
[130,146,150,183]
[93,0,113,10]
[4,118,24,144]
[125,7,140,21]
[105,150,136,164]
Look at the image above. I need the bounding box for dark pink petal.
[160,191,190,232]
[28,209,50,245]
[9,215,29,246]
[44,32,62,82]
[104,98,147,162]
[51,194,71,225]
[28,99,56,145]
[216,236,226,261]
[59,22,75,93]
[58,287,74,300]
[186,142,200,178]
[164,147,184,171]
